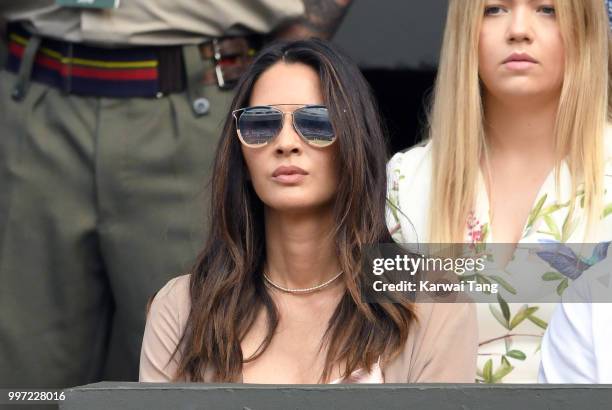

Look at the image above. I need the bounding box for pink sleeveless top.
[329,359,384,384]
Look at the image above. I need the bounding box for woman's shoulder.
[387,140,433,178]
[156,274,191,301]
[149,274,192,331]
[139,274,191,382]
[154,274,191,306]
[387,140,434,198]
[386,140,434,243]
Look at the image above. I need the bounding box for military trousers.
[0,66,233,388]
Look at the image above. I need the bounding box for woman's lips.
[502,52,538,71]
[504,60,537,71]
[271,165,308,184]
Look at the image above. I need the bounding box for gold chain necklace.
[263,271,343,294]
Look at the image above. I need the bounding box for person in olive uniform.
[0,0,352,388]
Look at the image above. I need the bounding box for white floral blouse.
[386,138,612,383]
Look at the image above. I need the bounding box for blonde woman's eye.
[484,6,505,16]
[538,6,556,16]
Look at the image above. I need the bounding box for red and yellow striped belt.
[5,24,259,98]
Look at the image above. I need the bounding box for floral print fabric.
[386,139,612,382]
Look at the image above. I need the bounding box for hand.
[273,0,353,40]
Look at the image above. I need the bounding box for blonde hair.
[428,0,609,243]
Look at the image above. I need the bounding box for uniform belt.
[4,24,260,98]
[200,38,258,89]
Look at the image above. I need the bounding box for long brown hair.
[174,39,415,382]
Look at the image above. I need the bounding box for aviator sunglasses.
[232,104,336,148]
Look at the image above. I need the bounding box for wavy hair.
[173,39,415,382]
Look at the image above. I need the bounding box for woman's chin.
[263,198,335,215]
[489,82,562,102]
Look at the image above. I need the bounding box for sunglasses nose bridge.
[283,111,300,137]
[273,111,303,151]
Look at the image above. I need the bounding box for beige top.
[0,0,304,46]
[139,274,478,383]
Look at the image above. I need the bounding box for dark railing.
[59,382,612,410]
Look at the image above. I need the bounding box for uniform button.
[11,86,24,101]
[193,97,210,115]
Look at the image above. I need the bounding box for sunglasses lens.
[238,107,282,146]
[294,106,335,147]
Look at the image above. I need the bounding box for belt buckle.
[212,38,234,90]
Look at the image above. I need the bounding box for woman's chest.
[240,301,340,384]
[487,169,551,243]
[241,332,327,383]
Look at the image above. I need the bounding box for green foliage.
[556,278,569,296]
[542,271,564,281]
[489,275,517,294]
[509,305,539,330]
[483,359,493,384]
[506,350,527,360]
[527,315,548,330]
[492,356,514,382]
[489,305,509,330]
[543,214,561,241]
[526,194,548,230]
[480,356,516,383]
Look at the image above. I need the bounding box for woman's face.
[241,62,340,213]
[478,0,565,102]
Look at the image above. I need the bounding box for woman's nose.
[273,112,303,155]
[507,8,534,44]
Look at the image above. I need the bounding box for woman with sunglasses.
[139,39,477,383]
[387,0,612,383]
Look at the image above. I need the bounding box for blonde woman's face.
[478,0,565,102]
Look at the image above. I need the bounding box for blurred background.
[334,0,448,153]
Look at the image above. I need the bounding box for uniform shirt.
[0,0,304,45]
[386,136,612,383]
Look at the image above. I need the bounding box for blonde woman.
[387,0,612,383]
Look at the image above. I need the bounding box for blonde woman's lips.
[502,52,538,71]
